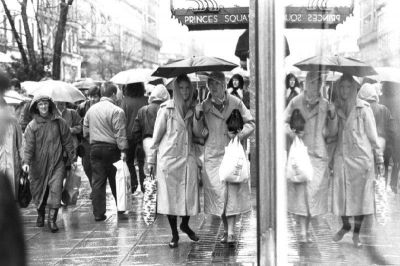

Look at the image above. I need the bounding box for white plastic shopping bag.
[285,136,313,183]
[219,136,250,183]
[114,160,132,211]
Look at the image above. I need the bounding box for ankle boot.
[36,209,45,227]
[48,208,59,233]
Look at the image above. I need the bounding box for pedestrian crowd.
[285,71,396,248]
[0,69,254,255]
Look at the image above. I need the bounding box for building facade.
[358,0,400,67]
[77,0,162,80]
[0,0,81,81]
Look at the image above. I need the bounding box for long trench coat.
[149,100,200,216]
[23,96,75,209]
[0,115,23,197]
[331,99,382,216]
[284,94,338,216]
[194,93,255,216]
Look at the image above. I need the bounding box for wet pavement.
[288,173,400,265]
[21,162,257,266]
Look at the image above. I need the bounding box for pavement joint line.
[117,216,157,265]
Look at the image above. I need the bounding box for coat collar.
[100,97,116,105]
[164,100,194,125]
[204,91,231,119]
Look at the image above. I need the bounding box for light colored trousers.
[143,137,153,177]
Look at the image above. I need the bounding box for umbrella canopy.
[4,90,29,105]
[367,67,400,83]
[110,68,157,84]
[21,81,40,95]
[73,78,98,89]
[32,80,86,103]
[152,56,237,78]
[294,55,377,77]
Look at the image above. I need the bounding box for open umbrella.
[73,78,98,89]
[152,56,237,78]
[4,90,29,105]
[21,81,40,95]
[294,55,377,77]
[32,80,86,103]
[367,67,400,83]
[110,68,157,84]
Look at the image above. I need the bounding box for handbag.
[18,171,32,208]
[226,109,244,133]
[142,169,157,225]
[61,168,81,205]
[219,136,250,183]
[114,160,132,211]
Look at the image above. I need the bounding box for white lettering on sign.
[285,13,303,22]
[224,14,249,23]
[307,14,341,22]
[183,14,247,24]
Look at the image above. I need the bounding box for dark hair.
[227,74,244,90]
[0,71,10,94]
[101,82,118,97]
[10,78,21,89]
[290,109,305,133]
[176,74,191,85]
[123,82,145,97]
[87,86,101,97]
[285,73,299,89]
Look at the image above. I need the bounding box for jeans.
[126,139,145,193]
[90,143,120,217]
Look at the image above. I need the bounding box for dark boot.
[36,209,45,227]
[167,215,179,248]
[180,216,199,242]
[48,208,59,233]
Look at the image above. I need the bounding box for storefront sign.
[173,7,249,31]
[285,6,353,29]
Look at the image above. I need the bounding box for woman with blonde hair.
[148,74,200,248]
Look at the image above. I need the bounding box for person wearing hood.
[22,95,75,233]
[358,83,395,186]
[148,74,200,248]
[331,74,384,248]
[193,71,255,245]
[132,84,170,178]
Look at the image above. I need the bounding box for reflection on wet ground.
[21,163,257,265]
[288,174,400,265]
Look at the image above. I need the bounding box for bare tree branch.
[31,0,46,66]
[21,0,37,66]
[0,0,29,66]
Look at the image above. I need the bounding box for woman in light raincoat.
[284,71,338,243]
[331,74,384,248]
[193,71,255,244]
[148,74,200,248]
[22,95,75,233]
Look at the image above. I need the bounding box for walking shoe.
[94,214,107,221]
[36,209,45,227]
[117,211,129,220]
[352,233,362,248]
[220,233,228,243]
[48,208,59,233]
[169,236,179,248]
[226,234,236,244]
[332,228,350,242]
[180,224,199,241]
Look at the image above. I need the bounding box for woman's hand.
[148,163,155,175]
[288,129,304,139]
[195,104,204,120]
[22,164,29,173]
[228,131,237,139]
[327,103,336,119]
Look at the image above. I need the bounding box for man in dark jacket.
[77,86,101,196]
[120,82,148,194]
[132,84,170,178]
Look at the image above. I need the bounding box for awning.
[285,6,353,29]
[172,7,249,31]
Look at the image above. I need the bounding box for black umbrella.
[152,56,237,78]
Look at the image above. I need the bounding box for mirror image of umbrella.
[367,67,400,84]
[110,68,157,84]
[32,80,86,103]
[151,56,238,78]
[294,55,377,77]
[73,78,99,89]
